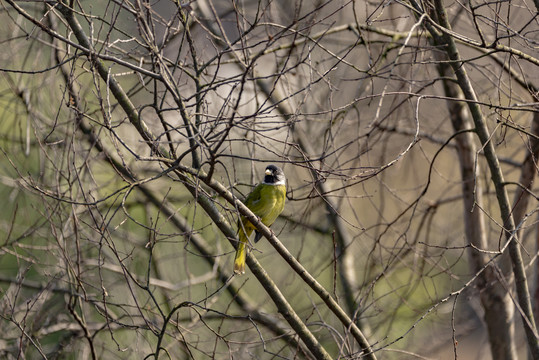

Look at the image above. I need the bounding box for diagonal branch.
[176,164,376,359]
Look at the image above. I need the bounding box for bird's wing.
[243,184,264,215]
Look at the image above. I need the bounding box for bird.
[233,164,286,274]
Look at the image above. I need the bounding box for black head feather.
[263,165,285,185]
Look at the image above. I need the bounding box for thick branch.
[428,0,539,357]
[435,42,516,359]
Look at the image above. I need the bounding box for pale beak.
[265,169,272,176]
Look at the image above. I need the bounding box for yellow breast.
[257,184,286,225]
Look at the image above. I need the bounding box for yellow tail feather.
[233,228,250,274]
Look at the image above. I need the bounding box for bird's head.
[263,165,286,185]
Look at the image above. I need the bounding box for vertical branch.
[428,0,539,357]
[512,112,539,318]
[436,54,516,359]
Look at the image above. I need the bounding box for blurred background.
[0,0,538,359]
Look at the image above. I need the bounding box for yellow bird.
[233,165,286,274]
